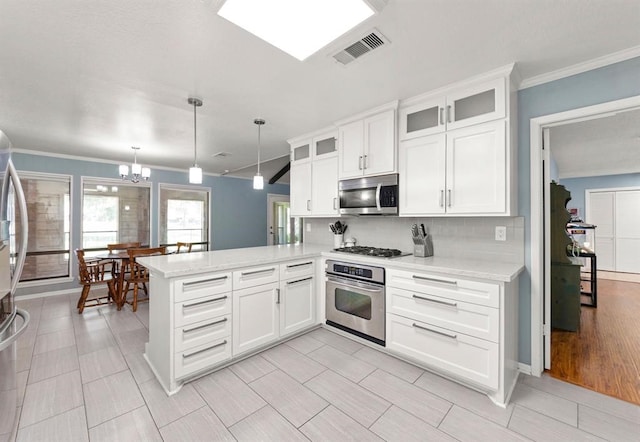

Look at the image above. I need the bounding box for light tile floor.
[12,294,640,441]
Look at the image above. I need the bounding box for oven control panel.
[325,260,385,284]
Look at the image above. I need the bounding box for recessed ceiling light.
[217,0,375,61]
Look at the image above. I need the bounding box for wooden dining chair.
[106,241,142,282]
[122,246,166,311]
[75,249,117,314]
[176,242,193,253]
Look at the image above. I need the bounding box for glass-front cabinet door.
[313,131,337,158]
[446,77,506,131]
[291,140,311,164]
[399,97,446,140]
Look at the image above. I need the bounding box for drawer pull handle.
[412,323,457,339]
[183,275,228,287]
[241,268,276,277]
[286,261,313,269]
[412,275,457,285]
[286,276,313,285]
[183,317,228,334]
[412,294,457,307]
[182,340,227,359]
[183,295,227,309]
[276,288,280,304]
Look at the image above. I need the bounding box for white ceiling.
[1,0,639,183]
[550,107,640,179]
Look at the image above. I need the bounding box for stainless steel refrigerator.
[0,129,30,439]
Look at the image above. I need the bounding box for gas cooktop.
[332,246,410,258]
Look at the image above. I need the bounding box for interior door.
[266,194,290,245]
[587,191,615,270]
[615,190,640,273]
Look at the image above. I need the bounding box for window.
[159,186,209,252]
[81,180,150,251]
[10,172,71,281]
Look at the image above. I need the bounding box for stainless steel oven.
[325,260,385,346]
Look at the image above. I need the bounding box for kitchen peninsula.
[138,244,524,406]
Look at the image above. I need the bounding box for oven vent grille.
[332,29,389,65]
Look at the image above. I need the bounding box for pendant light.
[188,97,203,184]
[253,118,265,190]
[119,146,150,183]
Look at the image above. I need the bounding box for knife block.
[414,237,433,257]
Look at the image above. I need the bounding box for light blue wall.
[561,173,640,219]
[517,56,640,364]
[13,152,289,295]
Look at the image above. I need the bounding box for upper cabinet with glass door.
[400,77,506,140]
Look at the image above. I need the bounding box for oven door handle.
[375,183,382,211]
[326,275,384,293]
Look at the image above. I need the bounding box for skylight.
[217,0,375,61]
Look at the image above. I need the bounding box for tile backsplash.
[304,216,524,264]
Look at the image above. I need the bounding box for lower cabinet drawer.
[388,287,499,342]
[386,314,498,390]
[174,293,231,328]
[174,314,231,353]
[174,337,231,380]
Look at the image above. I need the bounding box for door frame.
[529,95,640,376]
[267,193,290,245]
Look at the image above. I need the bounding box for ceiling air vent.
[332,29,389,66]
[212,151,231,158]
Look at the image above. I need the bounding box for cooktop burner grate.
[333,246,407,258]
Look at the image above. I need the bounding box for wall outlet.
[306,223,311,232]
[495,226,507,241]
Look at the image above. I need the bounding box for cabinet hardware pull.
[439,107,444,125]
[412,323,457,339]
[183,275,228,287]
[446,105,452,123]
[287,261,313,269]
[276,288,280,304]
[447,189,452,207]
[307,200,311,211]
[439,190,444,207]
[286,276,313,285]
[183,295,228,309]
[183,317,228,334]
[358,156,363,170]
[363,155,368,169]
[182,340,227,359]
[412,275,457,285]
[242,268,276,277]
[412,294,457,307]
[333,197,337,210]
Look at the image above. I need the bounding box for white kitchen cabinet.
[385,267,519,406]
[232,282,280,356]
[400,120,506,215]
[338,105,397,179]
[289,129,338,217]
[279,260,315,337]
[399,77,506,140]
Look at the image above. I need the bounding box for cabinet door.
[446,77,506,131]
[311,155,339,216]
[338,120,364,179]
[291,139,311,164]
[446,120,506,214]
[399,134,446,215]
[399,97,446,140]
[280,276,315,337]
[363,109,396,176]
[232,282,279,356]
[290,162,312,216]
[313,132,337,159]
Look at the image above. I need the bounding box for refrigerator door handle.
[7,160,28,295]
[0,308,30,352]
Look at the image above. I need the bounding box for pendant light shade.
[119,146,150,183]
[188,97,203,184]
[253,118,265,190]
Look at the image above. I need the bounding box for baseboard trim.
[518,363,533,376]
[16,288,80,301]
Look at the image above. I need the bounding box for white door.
[311,155,338,216]
[445,120,506,214]
[363,109,396,176]
[267,194,290,245]
[399,134,446,215]
[615,190,640,273]
[587,191,615,271]
[338,120,364,179]
[289,162,311,217]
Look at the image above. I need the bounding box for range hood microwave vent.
[332,29,389,65]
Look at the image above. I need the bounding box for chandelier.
[119,146,150,183]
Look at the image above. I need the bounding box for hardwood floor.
[549,278,640,405]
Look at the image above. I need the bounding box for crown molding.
[519,45,640,90]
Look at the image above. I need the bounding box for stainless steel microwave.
[338,174,398,215]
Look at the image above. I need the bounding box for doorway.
[530,95,640,404]
[266,194,302,245]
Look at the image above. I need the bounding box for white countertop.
[138,244,524,282]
